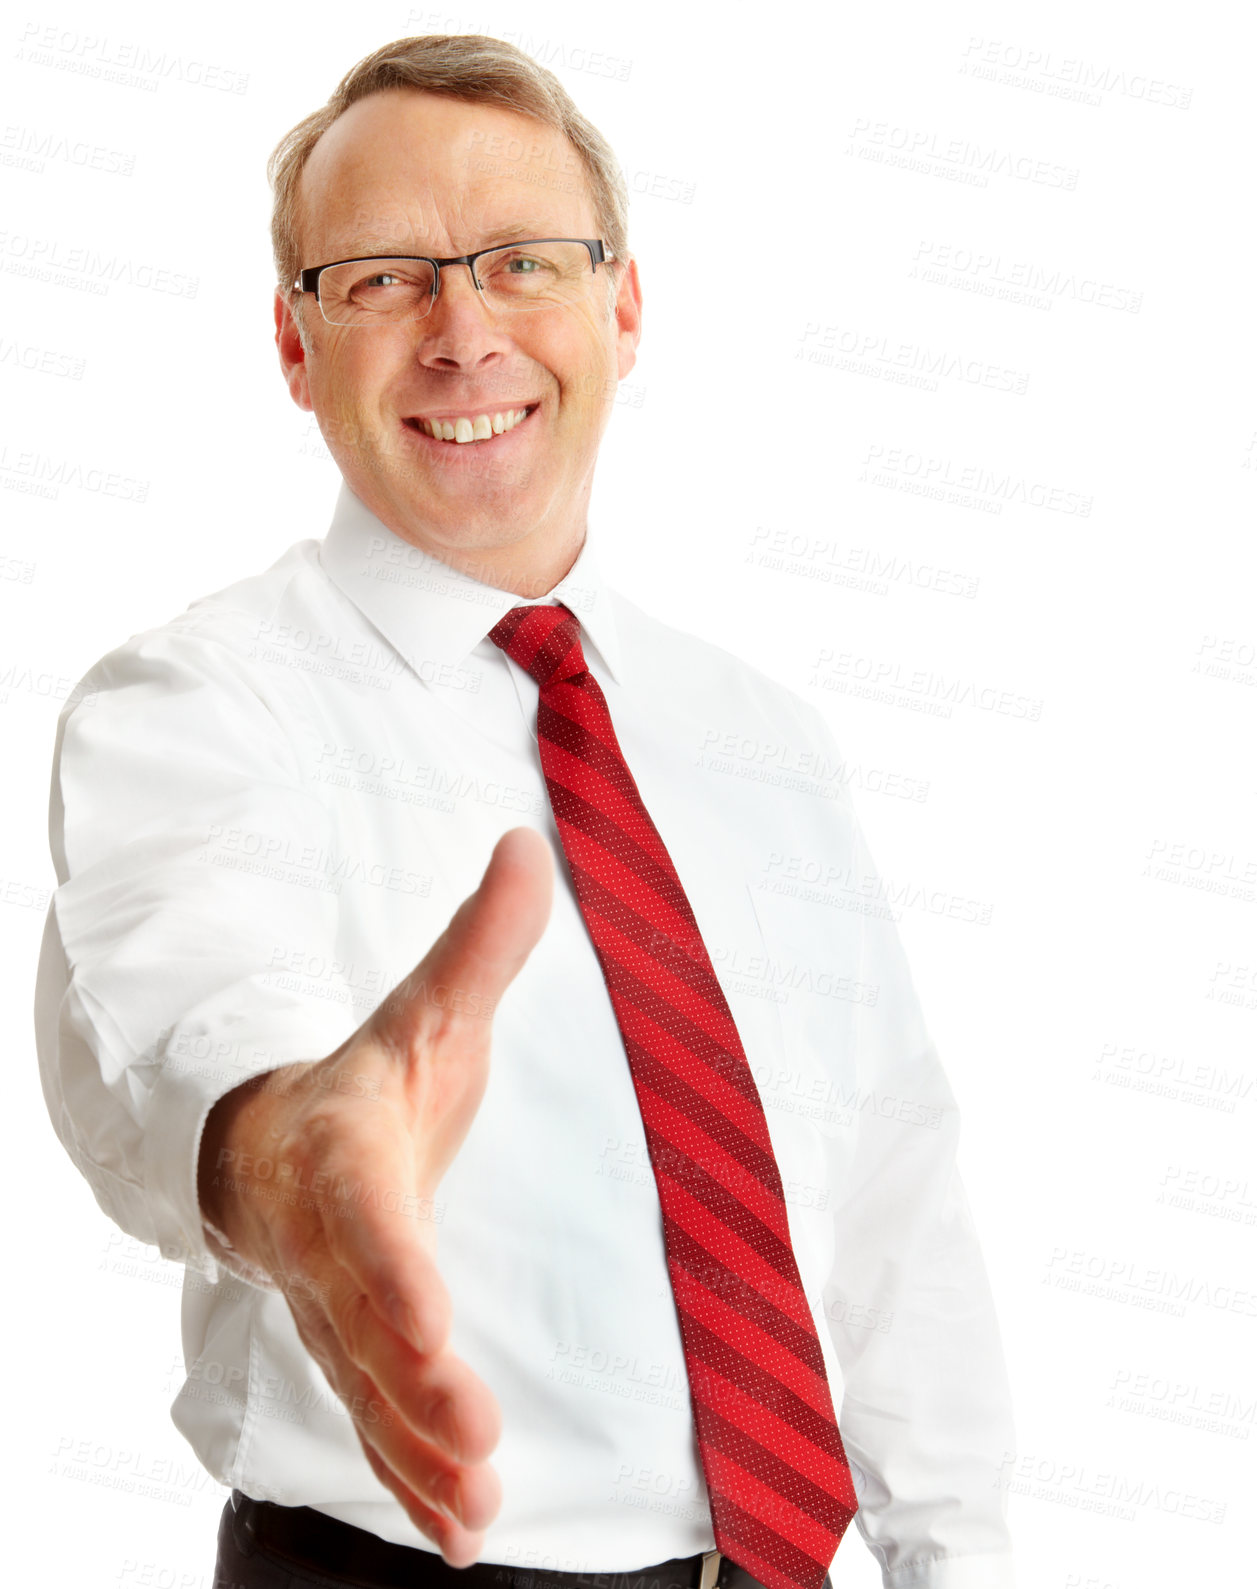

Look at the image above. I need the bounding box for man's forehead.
[299,89,593,257]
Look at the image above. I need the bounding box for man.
[35,33,1016,1589]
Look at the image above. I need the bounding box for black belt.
[228,1491,796,1589]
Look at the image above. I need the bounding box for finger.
[283,1269,501,1532]
[371,825,554,1058]
[375,1345,502,1467]
[349,1321,502,1465]
[361,1403,502,1534]
[358,1434,489,1568]
[306,1225,500,1463]
[291,1116,452,1357]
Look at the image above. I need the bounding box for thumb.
[371,826,555,1055]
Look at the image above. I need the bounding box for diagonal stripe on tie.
[489,601,858,1589]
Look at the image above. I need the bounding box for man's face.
[275,88,642,587]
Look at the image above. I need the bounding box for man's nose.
[413,263,508,366]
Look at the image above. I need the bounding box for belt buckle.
[699,1549,722,1589]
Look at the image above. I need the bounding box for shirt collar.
[318,479,624,687]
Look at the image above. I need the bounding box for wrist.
[196,1064,308,1238]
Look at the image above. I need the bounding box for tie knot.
[488,602,588,688]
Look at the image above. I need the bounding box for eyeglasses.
[293,238,614,327]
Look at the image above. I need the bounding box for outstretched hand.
[198,826,554,1564]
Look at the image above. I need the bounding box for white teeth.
[419,407,531,442]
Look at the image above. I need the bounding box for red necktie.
[488,602,858,1589]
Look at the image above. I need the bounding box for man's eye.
[490,253,556,279]
[348,269,430,293]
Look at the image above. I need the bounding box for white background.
[3,2,1255,1586]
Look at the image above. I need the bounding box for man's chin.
[327,434,563,589]
[372,482,543,570]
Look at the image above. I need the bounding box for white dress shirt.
[35,480,1016,1589]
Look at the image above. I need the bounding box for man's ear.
[275,289,314,412]
[613,255,643,383]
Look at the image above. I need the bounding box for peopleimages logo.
[958,36,1192,109]
[0,231,198,297]
[15,23,249,93]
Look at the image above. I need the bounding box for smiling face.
[275,88,642,595]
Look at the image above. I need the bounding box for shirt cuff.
[201,1214,282,1292]
[140,1002,360,1282]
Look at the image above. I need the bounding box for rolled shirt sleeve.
[34,613,361,1284]
[799,705,1017,1589]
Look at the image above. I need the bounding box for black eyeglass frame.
[293,238,613,315]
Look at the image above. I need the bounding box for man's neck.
[410,530,584,600]
[388,517,586,599]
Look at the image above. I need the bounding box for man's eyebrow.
[332,224,561,259]
[475,223,550,246]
